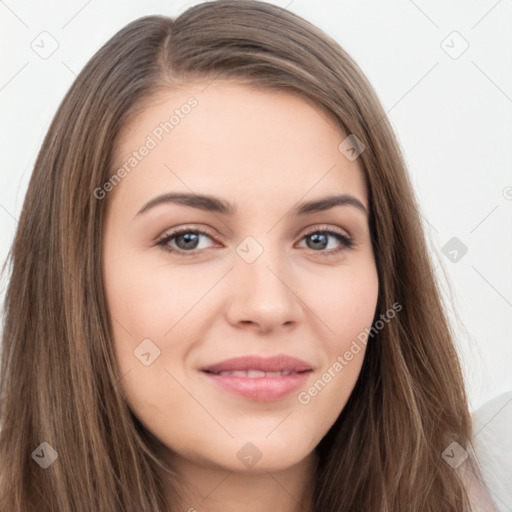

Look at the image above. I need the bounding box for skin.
[102,80,379,512]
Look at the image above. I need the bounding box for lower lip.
[201,371,312,401]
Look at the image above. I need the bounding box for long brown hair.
[0,1,479,510]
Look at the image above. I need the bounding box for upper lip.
[200,355,313,373]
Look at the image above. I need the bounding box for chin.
[216,438,315,473]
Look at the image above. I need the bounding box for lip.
[200,355,313,401]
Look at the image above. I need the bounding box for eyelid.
[301,223,351,239]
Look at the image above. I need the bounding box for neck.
[161,449,319,512]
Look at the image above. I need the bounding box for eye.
[297,226,355,255]
[156,227,217,255]
[155,225,355,256]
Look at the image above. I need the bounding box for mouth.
[199,355,314,401]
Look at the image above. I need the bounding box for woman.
[0,1,497,510]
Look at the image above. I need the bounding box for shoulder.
[464,391,512,511]
[458,458,499,512]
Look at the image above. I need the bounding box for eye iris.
[308,233,328,250]
[176,232,200,250]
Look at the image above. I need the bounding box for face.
[101,81,379,474]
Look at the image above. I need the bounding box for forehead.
[110,81,367,213]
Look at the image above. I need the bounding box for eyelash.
[155,225,355,257]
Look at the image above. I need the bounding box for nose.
[224,243,303,334]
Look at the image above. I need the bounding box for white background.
[1,0,511,412]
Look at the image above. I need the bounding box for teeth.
[215,369,297,378]
[247,369,266,378]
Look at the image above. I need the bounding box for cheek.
[300,261,378,412]
[103,255,214,351]
[102,257,199,433]
[312,258,379,346]
[102,254,224,428]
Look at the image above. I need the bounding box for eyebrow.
[135,192,368,218]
